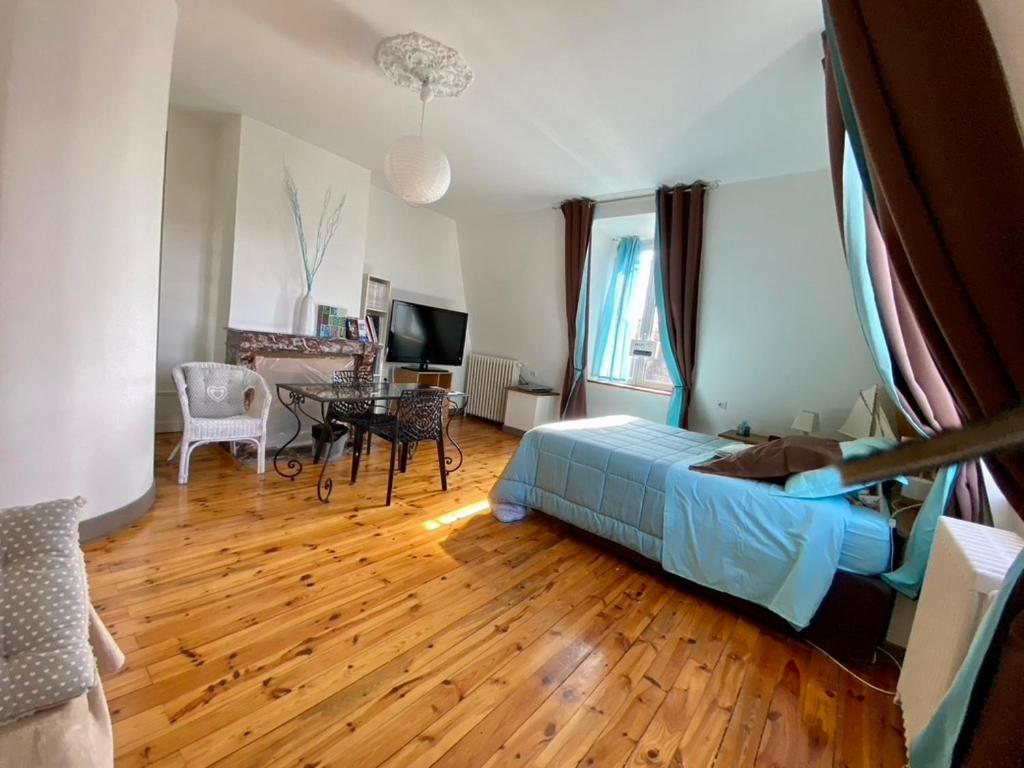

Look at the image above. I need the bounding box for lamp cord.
[419,97,426,137]
[806,639,901,697]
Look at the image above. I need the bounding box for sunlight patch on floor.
[422,499,491,531]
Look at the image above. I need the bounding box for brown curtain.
[823,0,1024,519]
[826,39,989,518]
[866,209,990,523]
[560,199,595,419]
[656,184,706,428]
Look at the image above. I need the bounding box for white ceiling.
[170,0,830,220]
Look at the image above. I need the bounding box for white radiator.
[898,517,1024,747]
[465,353,522,422]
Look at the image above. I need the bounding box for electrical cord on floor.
[876,643,904,674]
[806,639,900,697]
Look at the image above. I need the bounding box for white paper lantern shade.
[384,135,452,205]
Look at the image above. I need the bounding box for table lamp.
[791,410,820,435]
[839,385,896,439]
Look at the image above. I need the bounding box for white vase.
[296,290,318,336]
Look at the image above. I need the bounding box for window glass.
[592,244,672,392]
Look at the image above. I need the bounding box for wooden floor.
[85,418,906,768]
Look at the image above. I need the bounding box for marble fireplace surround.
[225,328,379,370]
[225,328,382,449]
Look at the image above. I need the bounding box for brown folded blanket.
[693,436,841,485]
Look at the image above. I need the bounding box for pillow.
[712,443,753,458]
[840,436,900,460]
[692,436,841,484]
[184,366,247,418]
[781,464,908,499]
[0,497,96,725]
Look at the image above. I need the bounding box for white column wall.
[0,0,178,520]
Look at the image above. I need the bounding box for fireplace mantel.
[225,328,380,370]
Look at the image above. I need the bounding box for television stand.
[393,367,453,389]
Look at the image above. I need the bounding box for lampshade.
[791,410,820,434]
[384,135,451,205]
[839,385,896,439]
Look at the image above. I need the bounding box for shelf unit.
[360,274,391,377]
[392,368,454,389]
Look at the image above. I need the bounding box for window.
[591,239,673,393]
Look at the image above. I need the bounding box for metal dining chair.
[350,387,448,505]
[311,369,375,464]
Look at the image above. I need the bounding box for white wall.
[156,110,239,431]
[587,382,670,422]
[689,171,882,436]
[229,116,371,332]
[459,171,880,434]
[156,115,469,418]
[0,0,177,518]
[982,0,1023,128]
[459,209,567,390]
[211,117,243,369]
[364,186,469,389]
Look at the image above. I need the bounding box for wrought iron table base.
[273,391,344,502]
[443,396,469,476]
[273,389,305,480]
[273,386,470,503]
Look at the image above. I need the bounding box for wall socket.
[717,400,728,410]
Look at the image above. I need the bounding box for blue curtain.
[569,256,591,404]
[652,202,682,425]
[593,236,643,382]
[653,246,685,426]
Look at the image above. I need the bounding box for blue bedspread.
[490,416,730,562]
[491,416,857,629]
[663,462,851,628]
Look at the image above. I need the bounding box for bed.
[490,416,895,654]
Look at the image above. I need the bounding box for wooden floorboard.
[84,418,906,767]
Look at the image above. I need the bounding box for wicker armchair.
[169,363,270,484]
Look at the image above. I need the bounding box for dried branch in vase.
[284,167,347,291]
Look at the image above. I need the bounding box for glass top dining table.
[273,380,469,503]
[276,380,466,404]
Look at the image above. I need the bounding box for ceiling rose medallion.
[376,32,473,205]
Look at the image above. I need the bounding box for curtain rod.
[552,181,721,210]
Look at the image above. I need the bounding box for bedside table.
[503,386,560,436]
[718,429,772,446]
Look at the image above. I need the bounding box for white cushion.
[184,366,247,418]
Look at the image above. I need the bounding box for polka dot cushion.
[0,497,96,725]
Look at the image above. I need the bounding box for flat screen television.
[385,300,469,371]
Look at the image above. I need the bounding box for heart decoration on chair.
[207,385,228,402]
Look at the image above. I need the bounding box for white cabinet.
[503,388,560,434]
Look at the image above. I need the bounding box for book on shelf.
[344,317,373,342]
[365,315,378,344]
